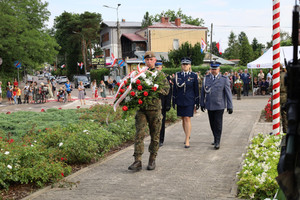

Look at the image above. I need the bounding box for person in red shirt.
[13,78,18,87]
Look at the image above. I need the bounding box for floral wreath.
[113,64,165,112]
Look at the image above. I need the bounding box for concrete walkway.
[24,97,272,200]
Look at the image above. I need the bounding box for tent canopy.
[247,46,300,69]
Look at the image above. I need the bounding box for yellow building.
[135,17,208,52]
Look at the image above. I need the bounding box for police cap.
[144,51,156,59]
[181,57,192,64]
[210,61,221,69]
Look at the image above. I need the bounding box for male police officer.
[200,61,233,149]
[128,51,170,171]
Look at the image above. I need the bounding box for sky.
[44,0,294,50]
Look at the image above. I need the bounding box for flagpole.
[210,23,213,62]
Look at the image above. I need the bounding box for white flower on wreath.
[145,78,153,86]
[154,84,159,89]
[125,96,131,102]
[152,71,158,78]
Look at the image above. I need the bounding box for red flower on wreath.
[137,85,143,90]
[152,87,157,91]
[143,91,149,96]
[117,82,120,87]
[130,91,135,96]
[136,79,141,85]
[120,89,125,93]
[138,99,143,104]
[122,106,128,111]
[124,80,127,85]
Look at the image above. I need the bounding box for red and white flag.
[78,62,83,69]
[201,38,206,53]
[61,64,65,69]
[110,53,117,67]
[216,42,223,55]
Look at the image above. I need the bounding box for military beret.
[144,51,155,59]
[210,61,221,69]
[181,57,192,64]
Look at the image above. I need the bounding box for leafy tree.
[223,31,240,59]
[238,32,254,66]
[141,11,152,28]
[266,31,292,48]
[251,37,265,60]
[0,0,59,76]
[147,9,204,26]
[166,42,205,68]
[54,11,102,76]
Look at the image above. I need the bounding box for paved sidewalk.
[24,97,271,200]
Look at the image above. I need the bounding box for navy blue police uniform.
[173,58,199,117]
[200,62,233,149]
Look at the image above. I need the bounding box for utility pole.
[210,23,213,62]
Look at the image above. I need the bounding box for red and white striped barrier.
[272,0,280,135]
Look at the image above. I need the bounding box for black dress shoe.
[147,159,156,170]
[214,143,220,150]
[128,161,142,171]
[184,145,190,148]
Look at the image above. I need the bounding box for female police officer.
[173,57,200,148]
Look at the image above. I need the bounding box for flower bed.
[0,104,178,198]
[237,133,282,199]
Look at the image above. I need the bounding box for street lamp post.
[103,4,122,60]
[73,31,87,75]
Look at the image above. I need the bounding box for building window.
[173,39,179,50]
[105,49,110,57]
[102,32,109,42]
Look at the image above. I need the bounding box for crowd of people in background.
[0,68,272,105]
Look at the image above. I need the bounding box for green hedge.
[90,68,110,83]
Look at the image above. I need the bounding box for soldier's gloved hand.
[227,109,233,114]
[201,106,206,112]
[195,104,200,110]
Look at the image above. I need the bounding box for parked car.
[48,76,56,81]
[74,75,90,88]
[57,76,68,84]
[37,74,44,80]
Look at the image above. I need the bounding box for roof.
[122,33,146,42]
[203,53,236,65]
[101,21,142,28]
[148,22,207,30]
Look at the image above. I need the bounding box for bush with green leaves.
[0,137,71,189]
[237,133,282,199]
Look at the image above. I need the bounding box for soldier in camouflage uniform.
[128,51,170,171]
[280,66,287,133]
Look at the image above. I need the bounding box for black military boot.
[128,161,142,171]
[147,155,156,170]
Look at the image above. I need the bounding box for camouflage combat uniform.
[280,71,287,133]
[134,70,170,161]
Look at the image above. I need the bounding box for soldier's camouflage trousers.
[133,109,162,161]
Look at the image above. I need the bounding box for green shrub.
[106,117,136,142]
[90,68,110,83]
[166,107,179,122]
[237,133,282,199]
[0,137,71,189]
